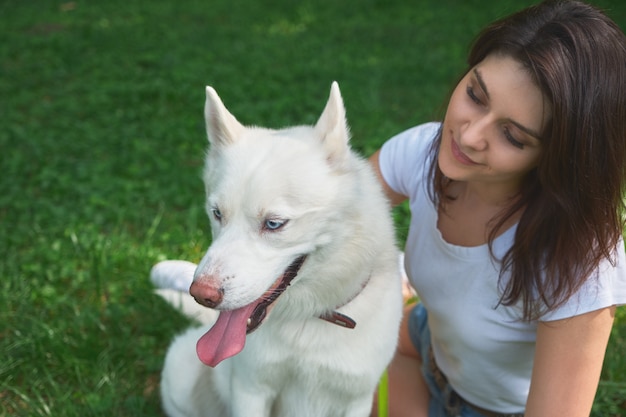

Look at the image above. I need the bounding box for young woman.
[371,1,626,416]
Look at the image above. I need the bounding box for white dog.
[154,82,403,417]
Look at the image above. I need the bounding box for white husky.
[156,82,403,417]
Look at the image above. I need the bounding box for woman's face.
[439,54,550,194]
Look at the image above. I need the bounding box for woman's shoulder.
[378,122,440,200]
[388,121,441,145]
[381,122,441,164]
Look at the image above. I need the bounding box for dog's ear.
[205,86,245,147]
[315,82,351,170]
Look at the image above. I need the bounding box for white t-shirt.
[379,122,626,413]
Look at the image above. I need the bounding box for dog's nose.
[189,280,224,308]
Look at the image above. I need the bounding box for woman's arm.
[369,150,408,207]
[526,306,616,417]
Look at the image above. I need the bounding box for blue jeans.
[407,304,519,417]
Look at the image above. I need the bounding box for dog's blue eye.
[264,219,286,231]
[212,208,223,221]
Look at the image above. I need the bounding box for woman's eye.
[264,219,287,231]
[504,128,524,149]
[466,86,482,105]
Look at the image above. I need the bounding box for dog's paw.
[150,260,196,292]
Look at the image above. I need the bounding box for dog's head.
[190,83,357,366]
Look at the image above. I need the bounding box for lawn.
[1,0,625,416]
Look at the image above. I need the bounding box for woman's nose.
[460,117,489,151]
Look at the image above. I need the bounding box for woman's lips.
[450,136,479,165]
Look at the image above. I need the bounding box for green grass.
[1,1,625,416]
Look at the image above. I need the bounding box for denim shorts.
[407,303,520,417]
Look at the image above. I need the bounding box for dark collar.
[318,274,371,329]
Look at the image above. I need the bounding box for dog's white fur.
[158,83,402,417]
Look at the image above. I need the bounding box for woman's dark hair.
[428,0,626,320]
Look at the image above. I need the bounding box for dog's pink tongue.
[196,303,257,367]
